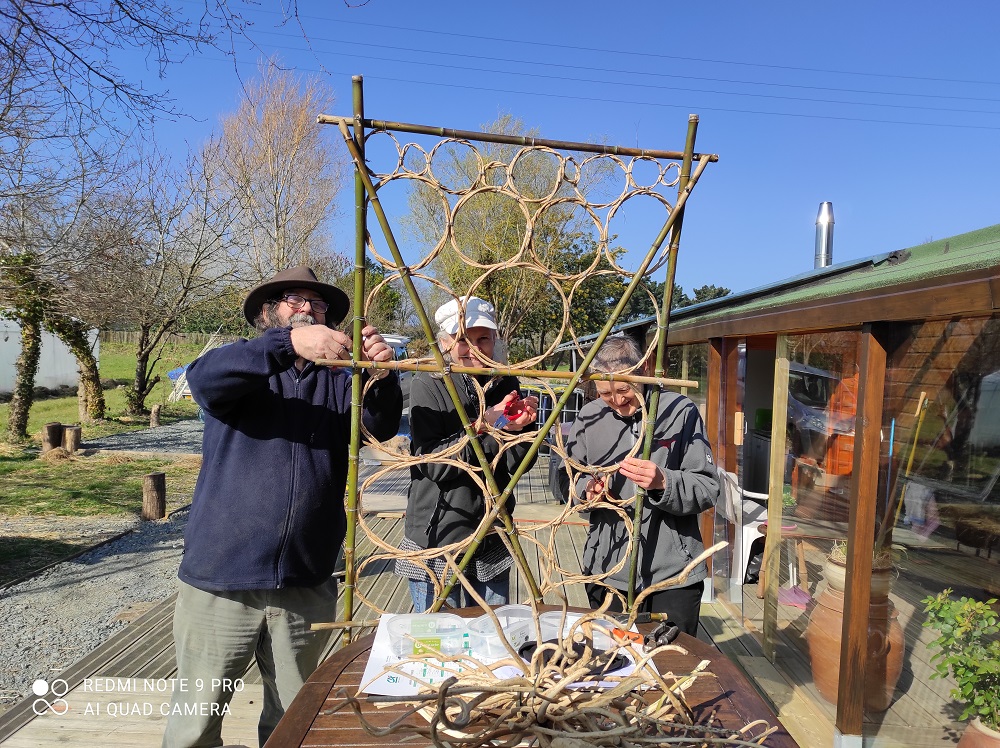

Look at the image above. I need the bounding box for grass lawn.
[0,445,201,516]
[0,536,89,585]
[0,340,203,444]
[0,339,208,582]
[0,444,202,584]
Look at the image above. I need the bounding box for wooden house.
[569,223,1000,746]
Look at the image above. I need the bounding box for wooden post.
[42,422,64,453]
[150,404,162,428]
[142,472,167,520]
[62,425,82,454]
[763,336,791,660]
[836,325,887,737]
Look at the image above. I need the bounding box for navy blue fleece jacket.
[178,326,402,591]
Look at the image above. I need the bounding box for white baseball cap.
[434,296,498,335]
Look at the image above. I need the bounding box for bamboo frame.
[627,114,699,607]
[316,115,719,162]
[311,357,699,391]
[322,78,716,630]
[334,116,543,607]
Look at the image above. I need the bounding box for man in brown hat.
[163,266,402,748]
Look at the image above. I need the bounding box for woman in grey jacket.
[396,297,538,611]
[565,336,720,635]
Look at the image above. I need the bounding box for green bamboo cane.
[332,118,543,604]
[342,76,367,643]
[626,115,699,608]
[444,150,714,608]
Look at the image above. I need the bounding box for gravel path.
[0,420,203,714]
[0,509,189,711]
[84,419,204,454]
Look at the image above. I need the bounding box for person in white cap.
[395,295,538,611]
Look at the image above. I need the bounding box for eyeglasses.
[278,294,330,314]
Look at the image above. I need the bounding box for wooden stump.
[62,425,82,454]
[42,422,64,453]
[150,404,162,428]
[142,472,167,520]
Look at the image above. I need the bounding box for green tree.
[691,284,731,305]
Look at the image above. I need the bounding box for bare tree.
[217,59,346,287]
[0,137,122,439]
[68,141,240,414]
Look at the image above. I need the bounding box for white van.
[380,334,412,410]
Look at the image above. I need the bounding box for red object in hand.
[493,396,523,428]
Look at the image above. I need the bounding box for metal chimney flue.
[814,201,834,269]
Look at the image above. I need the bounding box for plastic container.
[538,611,616,649]
[387,613,468,657]
[468,605,533,658]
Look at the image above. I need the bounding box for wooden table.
[265,608,798,747]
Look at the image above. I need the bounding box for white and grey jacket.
[565,388,720,592]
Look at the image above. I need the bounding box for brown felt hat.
[242,266,350,325]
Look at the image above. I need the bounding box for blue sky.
[143,0,1000,296]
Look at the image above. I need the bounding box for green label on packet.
[412,637,441,654]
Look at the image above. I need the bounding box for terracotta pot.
[823,556,893,598]
[804,586,905,711]
[958,718,1000,747]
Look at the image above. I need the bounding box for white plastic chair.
[718,470,769,584]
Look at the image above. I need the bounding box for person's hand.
[583,476,606,502]
[503,394,538,432]
[290,326,353,368]
[618,457,665,491]
[360,324,394,379]
[481,392,538,432]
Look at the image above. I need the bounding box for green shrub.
[922,588,1000,729]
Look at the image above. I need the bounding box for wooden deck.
[0,456,821,747]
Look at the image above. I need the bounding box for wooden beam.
[668,269,997,344]
[835,325,887,736]
[702,339,724,581]
[762,336,790,661]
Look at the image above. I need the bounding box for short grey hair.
[591,335,643,374]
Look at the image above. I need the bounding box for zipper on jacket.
[273,371,301,588]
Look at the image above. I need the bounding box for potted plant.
[923,589,1000,746]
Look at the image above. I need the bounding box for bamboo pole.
[626,115,699,608]
[442,152,714,609]
[342,75,367,644]
[312,357,699,390]
[317,115,719,162]
[334,118,543,605]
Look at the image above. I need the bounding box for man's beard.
[260,305,315,330]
